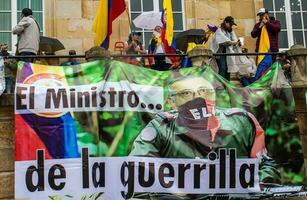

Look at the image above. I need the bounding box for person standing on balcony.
[0,44,17,94]
[251,8,281,63]
[12,8,40,63]
[148,26,172,71]
[239,8,282,86]
[124,32,146,66]
[209,16,241,80]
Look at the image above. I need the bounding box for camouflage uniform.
[130,108,280,184]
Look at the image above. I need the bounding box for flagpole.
[126,8,133,32]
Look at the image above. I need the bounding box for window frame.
[128,0,186,47]
[5,0,45,53]
[0,1,13,50]
[267,0,307,50]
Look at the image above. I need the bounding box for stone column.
[85,46,111,61]
[187,46,243,87]
[187,46,218,72]
[0,94,14,199]
[287,44,307,175]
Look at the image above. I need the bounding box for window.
[0,0,44,52]
[129,0,185,47]
[0,0,12,50]
[263,0,307,48]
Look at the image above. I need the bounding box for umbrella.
[39,36,65,53]
[133,11,162,30]
[175,29,206,52]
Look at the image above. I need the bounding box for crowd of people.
[0,7,285,95]
[119,8,282,86]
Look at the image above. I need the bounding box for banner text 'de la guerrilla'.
[15,148,260,200]
[15,81,164,114]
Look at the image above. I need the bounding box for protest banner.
[15,60,303,199]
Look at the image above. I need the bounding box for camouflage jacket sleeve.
[5,59,18,75]
[258,153,281,184]
[7,59,18,71]
[129,115,166,157]
[244,110,281,184]
[226,108,281,184]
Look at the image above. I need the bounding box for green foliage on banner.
[66,60,302,184]
[48,192,104,200]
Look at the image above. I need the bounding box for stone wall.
[44,0,130,55]
[44,0,98,55]
[287,45,307,176]
[0,94,14,199]
[43,0,263,55]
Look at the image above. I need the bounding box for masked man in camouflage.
[130,76,280,186]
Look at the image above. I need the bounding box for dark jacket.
[251,17,281,52]
[0,52,17,77]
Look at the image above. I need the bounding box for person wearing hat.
[210,16,252,81]
[0,44,17,94]
[124,31,146,65]
[251,8,281,61]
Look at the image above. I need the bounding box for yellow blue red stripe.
[240,25,273,85]
[92,0,126,48]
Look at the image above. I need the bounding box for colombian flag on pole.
[163,0,174,47]
[92,0,126,48]
[161,0,178,64]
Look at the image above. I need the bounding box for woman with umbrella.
[174,29,207,68]
[133,12,178,70]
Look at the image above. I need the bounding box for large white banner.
[15,148,260,200]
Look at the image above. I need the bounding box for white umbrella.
[133,11,163,30]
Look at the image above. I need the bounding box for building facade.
[1,0,306,54]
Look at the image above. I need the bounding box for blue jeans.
[4,77,14,94]
[216,55,230,80]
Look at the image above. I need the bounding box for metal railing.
[2,52,285,60]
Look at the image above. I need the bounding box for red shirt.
[251,18,281,52]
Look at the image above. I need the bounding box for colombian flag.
[161,0,177,64]
[241,25,272,85]
[255,25,273,74]
[92,0,126,48]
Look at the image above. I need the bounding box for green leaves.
[48,193,104,200]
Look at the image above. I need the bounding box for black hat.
[131,31,142,36]
[224,16,237,26]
